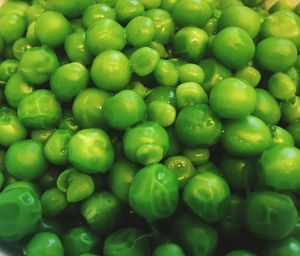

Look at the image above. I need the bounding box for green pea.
[212,27,255,70]
[63,227,101,256]
[146,9,175,44]
[235,66,261,87]
[268,72,296,100]
[178,63,205,84]
[281,96,300,124]
[86,18,126,55]
[0,36,4,56]
[146,86,176,106]
[175,104,222,147]
[265,237,300,256]
[64,31,93,66]
[18,89,62,129]
[0,1,29,17]
[40,188,68,217]
[0,13,26,44]
[123,121,169,165]
[140,0,161,9]
[0,187,42,241]
[0,59,19,82]
[114,0,145,23]
[165,126,182,157]
[147,100,176,127]
[172,213,218,256]
[103,90,146,130]
[26,21,40,46]
[0,150,5,173]
[174,27,208,61]
[12,37,32,60]
[68,128,114,174]
[241,0,264,7]
[271,125,295,147]
[245,191,297,240]
[160,0,178,12]
[0,107,27,147]
[196,161,221,175]
[226,251,256,256]
[295,2,300,16]
[19,47,60,85]
[31,129,55,144]
[222,115,273,157]
[172,0,212,28]
[210,77,257,119]
[153,243,186,256]
[126,80,151,98]
[39,169,59,190]
[50,62,89,102]
[72,88,111,128]
[83,4,116,28]
[125,16,155,47]
[182,148,209,166]
[24,4,45,24]
[149,41,168,58]
[154,59,179,87]
[255,37,297,72]
[91,50,131,92]
[5,139,48,181]
[286,121,300,147]
[252,88,281,125]
[103,228,150,256]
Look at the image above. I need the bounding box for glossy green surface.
[153,243,186,256]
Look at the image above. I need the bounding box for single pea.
[5,139,48,181]
[0,107,27,147]
[40,188,68,217]
[178,63,205,84]
[114,0,145,23]
[146,86,176,106]
[129,164,178,220]
[175,104,222,147]
[146,9,175,44]
[147,100,176,127]
[286,121,300,147]
[19,47,60,85]
[165,126,182,158]
[50,62,89,102]
[0,59,19,82]
[150,41,168,58]
[35,11,72,48]
[139,0,161,9]
[126,80,151,98]
[255,37,298,72]
[212,27,255,70]
[218,6,261,39]
[125,16,155,47]
[31,129,55,144]
[172,213,218,256]
[86,18,126,55]
[18,89,62,129]
[245,191,297,240]
[196,161,221,175]
[64,31,93,66]
[103,228,151,256]
[160,0,178,11]
[12,37,32,60]
[123,121,169,165]
[265,237,300,256]
[63,227,101,256]
[68,128,114,174]
[0,1,29,17]
[91,50,131,92]
[172,0,212,28]
[269,0,296,13]
[268,72,296,100]
[210,77,257,119]
[235,66,261,87]
[81,191,122,235]
[72,88,111,128]
[24,4,45,24]
[283,95,300,123]
[153,243,186,256]
[26,21,40,46]
[176,82,208,109]
[0,187,42,241]
[83,4,116,28]
[103,90,146,130]
[271,125,295,147]
[0,13,26,44]
[182,148,209,166]
[226,251,256,256]
[154,59,179,87]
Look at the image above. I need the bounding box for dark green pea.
[0,36,4,56]
[173,27,208,61]
[59,111,79,132]
[153,243,186,256]
[196,161,221,175]
[165,126,182,157]
[40,188,68,217]
[268,72,296,100]
[265,237,300,256]
[271,125,295,147]
[81,191,122,235]
[103,228,150,256]
[178,63,205,84]
[18,89,62,129]
[154,59,179,87]
[182,148,209,166]
[3,181,41,197]
[286,121,300,147]
[175,104,222,147]
[0,187,42,241]
[114,0,145,23]
[226,251,256,256]
[12,37,32,60]
[72,88,111,129]
[295,2,300,16]
[80,254,98,256]
[26,21,40,46]
[147,100,176,127]
[0,13,26,44]
[252,88,281,125]
[57,168,95,203]
[0,150,5,173]
[19,47,60,85]
[0,107,27,147]
[0,59,19,82]
[241,0,264,7]
[172,213,218,256]
[245,191,297,240]
[129,164,179,220]
[235,66,261,87]
[281,96,300,124]
[31,129,55,144]
[63,227,101,256]
[164,155,196,189]
[83,4,116,28]
[64,31,93,66]
[146,86,176,106]
[123,121,169,165]
[146,9,175,44]
[39,169,59,190]
[24,4,45,24]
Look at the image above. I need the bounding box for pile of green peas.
[0,0,300,255]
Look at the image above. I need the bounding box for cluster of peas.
[0,0,300,255]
